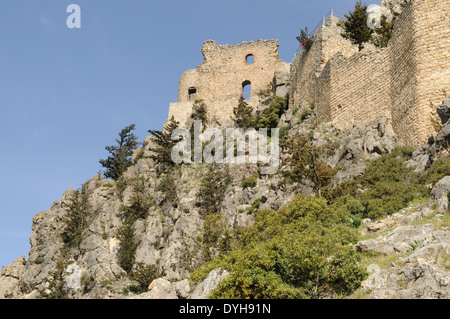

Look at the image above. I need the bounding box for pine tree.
[62,188,90,247]
[341,1,373,51]
[296,26,314,51]
[191,99,208,125]
[99,124,140,181]
[148,116,180,165]
[373,14,396,48]
[233,96,255,130]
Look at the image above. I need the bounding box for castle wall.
[289,16,359,109]
[296,0,449,146]
[315,48,391,130]
[170,39,290,127]
[388,0,420,146]
[410,0,450,145]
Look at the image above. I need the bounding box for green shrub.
[279,125,291,139]
[148,116,180,167]
[196,165,231,216]
[233,96,255,130]
[130,262,161,293]
[121,177,152,220]
[191,195,365,299]
[254,97,288,134]
[296,26,314,51]
[157,171,178,207]
[426,155,450,186]
[35,256,45,264]
[282,134,337,198]
[241,173,259,189]
[329,146,429,220]
[103,183,114,188]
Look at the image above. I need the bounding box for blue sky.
[0,0,361,268]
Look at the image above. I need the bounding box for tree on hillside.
[99,124,140,181]
[341,1,373,51]
[296,26,314,51]
[372,13,397,48]
[148,116,180,166]
[233,96,255,130]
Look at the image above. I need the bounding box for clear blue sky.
[0,0,361,268]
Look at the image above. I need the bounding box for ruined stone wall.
[388,0,420,146]
[315,48,391,130]
[306,0,449,146]
[169,39,290,127]
[408,0,450,145]
[289,16,359,109]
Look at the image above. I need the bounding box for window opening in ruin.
[246,54,254,64]
[188,87,197,101]
[242,81,251,99]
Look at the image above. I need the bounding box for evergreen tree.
[372,14,396,48]
[341,1,373,51]
[99,124,140,181]
[233,96,255,130]
[148,116,180,165]
[191,99,208,125]
[296,26,314,51]
[117,218,138,274]
[62,188,90,247]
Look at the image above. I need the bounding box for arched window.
[242,81,251,100]
[246,54,254,64]
[188,87,197,101]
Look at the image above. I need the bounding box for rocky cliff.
[1,95,449,299]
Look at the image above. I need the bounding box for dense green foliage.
[196,164,231,216]
[341,1,373,51]
[282,134,337,198]
[329,147,429,219]
[129,262,162,293]
[41,249,71,299]
[233,96,255,130]
[191,195,366,299]
[99,124,140,181]
[117,218,138,274]
[372,14,396,48]
[254,97,288,133]
[62,189,90,248]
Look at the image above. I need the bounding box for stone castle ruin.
[169,0,449,147]
[168,39,290,127]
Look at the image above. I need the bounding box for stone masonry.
[168,39,290,127]
[290,0,450,146]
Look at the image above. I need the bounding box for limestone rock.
[428,176,450,212]
[189,269,229,299]
[134,278,178,299]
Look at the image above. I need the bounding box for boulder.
[428,176,450,212]
[189,269,229,299]
[134,278,178,299]
[436,98,450,125]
